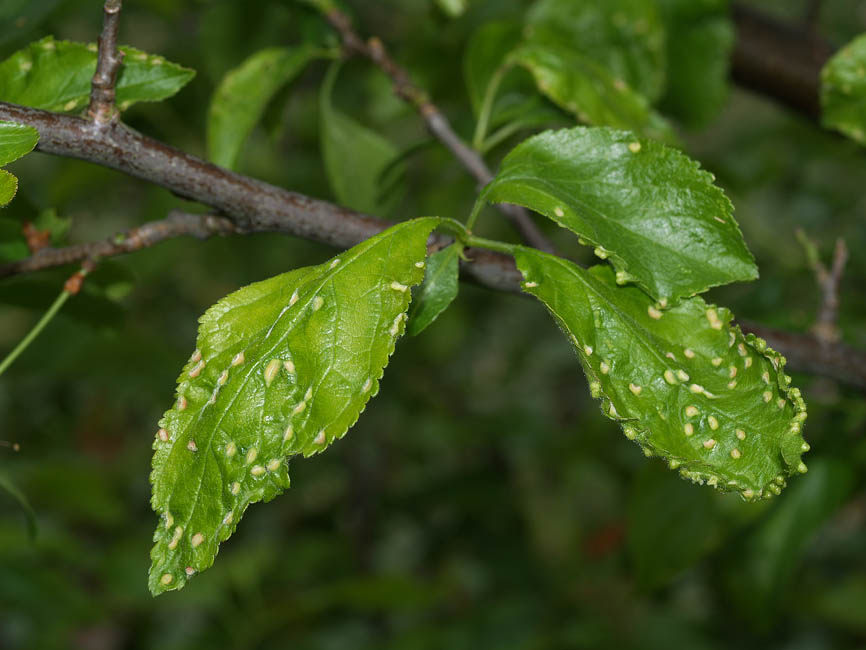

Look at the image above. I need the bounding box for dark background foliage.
[2,0,866,648]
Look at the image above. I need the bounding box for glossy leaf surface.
[0,119,38,206]
[320,63,402,215]
[821,33,866,145]
[508,43,674,142]
[482,127,757,303]
[407,243,460,336]
[149,218,438,594]
[527,0,667,103]
[515,248,808,499]
[0,36,194,113]
[207,45,323,169]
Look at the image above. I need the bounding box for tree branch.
[0,211,238,279]
[731,3,833,120]
[0,100,863,388]
[87,0,125,125]
[321,7,557,254]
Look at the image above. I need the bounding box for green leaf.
[320,62,403,215]
[526,0,667,103]
[207,45,324,169]
[0,120,39,165]
[407,243,460,336]
[0,169,18,206]
[0,36,195,113]
[508,42,675,142]
[481,127,757,304]
[821,33,866,145]
[515,248,808,499]
[0,120,38,207]
[656,0,733,127]
[148,218,439,595]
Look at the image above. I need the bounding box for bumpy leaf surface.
[407,243,460,336]
[0,36,194,113]
[149,218,438,595]
[320,63,402,215]
[527,0,667,103]
[0,120,38,206]
[207,45,323,169]
[482,127,757,304]
[508,43,674,143]
[821,33,866,145]
[515,248,808,499]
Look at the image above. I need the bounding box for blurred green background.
[2,0,866,648]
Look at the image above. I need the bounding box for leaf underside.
[149,218,438,595]
[821,33,866,145]
[482,127,757,304]
[0,36,194,113]
[515,248,808,500]
[407,243,461,336]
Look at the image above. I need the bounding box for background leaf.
[207,44,324,169]
[723,458,855,622]
[508,43,674,142]
[320,62,404,215]
[0,36,194,113]
[482,127,757,303]
[407,243,460,336]
[515,248,808,498]
[656,0,734,127]
[526,0,667,103]
[821,32,866,144]
[148,218,438,595]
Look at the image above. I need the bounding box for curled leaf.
[516,247,808,499]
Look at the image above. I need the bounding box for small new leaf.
[149,218,438,595]
[482,127,757,304]
[208,45,324,169]
[0,36,194,113]
[407,243,460,336]
[821,33,866,145]
[516,248,808,499]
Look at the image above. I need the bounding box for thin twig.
[0,263,93,378]
[322,8,557,254]
[0,211,237,280]
[797,229,848,344]
[731,3,833,120]
[87,0,125,125]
